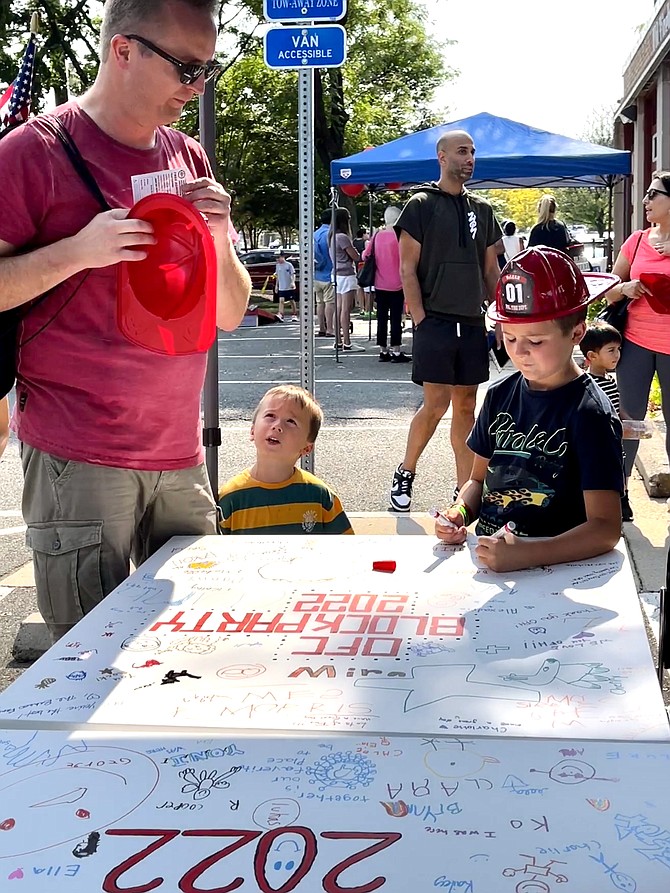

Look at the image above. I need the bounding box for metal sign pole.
[199,81,221,496]
[298,68,315,474]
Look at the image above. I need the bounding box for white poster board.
[0,727,669,890]
[0,536,666,740]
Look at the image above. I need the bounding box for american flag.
[0,34,36,132]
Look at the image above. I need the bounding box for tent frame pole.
[330,190,340,363]
[606,176,614,272]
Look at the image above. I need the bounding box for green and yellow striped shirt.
[218,467,353,535]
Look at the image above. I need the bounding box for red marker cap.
[373,560,396,573]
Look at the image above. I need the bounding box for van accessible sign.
[264,25,347,69]
[263,0,347,22]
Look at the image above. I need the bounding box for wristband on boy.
[452,503,470,526]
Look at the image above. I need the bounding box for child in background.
[218,385,353,535]
[275,252,298,321]
[579,321,622,412]
[579,322,634,522]
[435,247,624,573]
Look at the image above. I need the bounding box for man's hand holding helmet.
[181,177,232,243]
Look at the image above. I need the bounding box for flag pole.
[0,17,38,132]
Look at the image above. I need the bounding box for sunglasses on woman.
[125,34,222,85]
[644,187,670,201]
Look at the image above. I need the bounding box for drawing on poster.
[0,729,668,890]
[0,744,159,858]
[529,758,620,785]
[354,664,543,709]
[120,635,161,653]
[502,659,626,693]
[72,831,100,859]
[0,536,664,741]
[422,738,500,780]
[304,752,377,790]
[502,854,569,887]
[179,765,242,800]
[589,850,638,892]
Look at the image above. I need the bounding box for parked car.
[240,251,301,296]
[239,249,300,266]
[569,224,589,239]
[238,249,280,266]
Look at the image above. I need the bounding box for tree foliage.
[2,0,453,241]
[483,188,545,230]
[316,0,450,163]
[211,0,452,235]
[1,1,99,107]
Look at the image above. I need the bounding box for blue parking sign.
[263,0,347,22]
[264,25,347,69]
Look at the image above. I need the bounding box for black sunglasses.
[644,187,670,201]
[125,34,222,85]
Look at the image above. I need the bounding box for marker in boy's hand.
[476,522,517,571]
[429,507,458,529]
[491,521,516,539]
[432,505,468,544]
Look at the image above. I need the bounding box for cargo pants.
[21,444,217,643]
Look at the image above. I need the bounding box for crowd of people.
[0,0,668,644]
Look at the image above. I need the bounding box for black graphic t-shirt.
[395,184,502,323]
[468,372,624,537]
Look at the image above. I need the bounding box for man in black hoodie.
[389,130,502,512]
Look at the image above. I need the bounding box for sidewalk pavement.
[627,424,670,648]
[4,465,668,663]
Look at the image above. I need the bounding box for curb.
[635,424,670,498]
[11,612,50,663]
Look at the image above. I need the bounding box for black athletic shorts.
[412,316,489,386]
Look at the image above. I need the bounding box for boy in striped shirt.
[579,322,632,521]
[580,322,622,413]
[218,385,353,535]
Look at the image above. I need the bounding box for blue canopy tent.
[330,112,631,189]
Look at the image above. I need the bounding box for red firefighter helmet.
[487,247,619,324]
[640,272,670,314]
[117,193,217,356]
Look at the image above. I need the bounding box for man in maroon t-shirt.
[0,0,251,642]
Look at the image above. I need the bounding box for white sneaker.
[343,342,365,352]
[389,464,415,512]
[291,315,298,322]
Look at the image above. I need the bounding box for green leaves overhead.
[215,0,451,231]
[0,1,99,107]
[2,0,453,236]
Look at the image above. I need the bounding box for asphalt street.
[0,315,482,690]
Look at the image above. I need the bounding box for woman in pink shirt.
[363,206,410,363]
[608,170,670,513]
